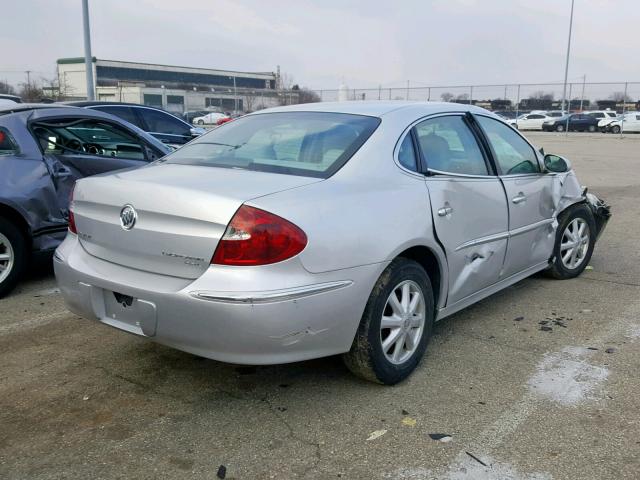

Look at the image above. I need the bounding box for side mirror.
[544,154,571,173]
[190,127,206,137]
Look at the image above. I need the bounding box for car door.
[527,114,547,130]
[135,107,193,146]
[474,115,556,277]
[31,118,152,178]
[414,114,509,305]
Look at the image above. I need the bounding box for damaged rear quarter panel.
[0,114,64,251]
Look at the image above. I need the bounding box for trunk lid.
[72,164,320,278]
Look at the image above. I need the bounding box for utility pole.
[406,80,410,101]
[82,0,95,100]
[560,0,575,114]
[579,74,586,111]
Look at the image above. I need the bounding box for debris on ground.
[216,465,227,479]
[366,429,388,441]
[82,395,90,401]
[585,266,594,270]
[276,406,287,412]
[401,409,409,415]
[402,417,417,427]
[581,309,593,313]
[278,383,289,388]
[587,347,599,351]
[514,316,524,322]
[605,347,616,354]
[428,433,452,442]
[465,451,488,467]
[539,326,553,332]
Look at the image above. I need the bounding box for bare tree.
[18,81,44,102]
[440,92,454,102]
[0,80,16,95]
[530,90,554,100]
[291,85,320,104]
[455,93,469,101]
[609,91,632,102]
[243,94,255,112]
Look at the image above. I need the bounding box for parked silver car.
[54,102,610,384]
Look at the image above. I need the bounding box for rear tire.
[0,218,28,298]
[611,125,621,134]
[197,119,204,125]
[343,258,434,385]
[588,125,596,132]
[546,204,596,280]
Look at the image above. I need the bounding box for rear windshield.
[163,112,380,178]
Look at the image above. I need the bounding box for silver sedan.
[54,102,610,384]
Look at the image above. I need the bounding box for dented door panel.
[425,176,509,305]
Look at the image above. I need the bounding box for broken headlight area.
[585,192,611,240]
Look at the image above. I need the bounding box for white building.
[57,57,291,113]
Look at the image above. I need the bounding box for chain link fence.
[311,82,640,114]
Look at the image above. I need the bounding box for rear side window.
[93,106,142,128]
[476,115,540,175]
[591,113,604,118]
[414,115,488,176]
[0,127,18,155]
[164,112,381,178]
[397,134,417,171]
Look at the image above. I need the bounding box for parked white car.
[508,113,553,130]
[192,112,229,125]
[584,110,619,131]
[606,113,640,133]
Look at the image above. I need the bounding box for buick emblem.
[119,204,137,230]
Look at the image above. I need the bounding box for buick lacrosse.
[54,102,610,384]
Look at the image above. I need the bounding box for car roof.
[252,101,488,118]
[64,101,170,112]
[0,103,73,115]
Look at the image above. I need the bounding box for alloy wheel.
[0,232,15,284]
[380,280,426,365]
[560,218,590,270]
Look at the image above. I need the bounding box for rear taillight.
[68,185,77,234]
[212,205,307,266]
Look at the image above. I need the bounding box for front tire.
[546,204,596,280]
[556,124,565,132]
[343,258,434,385]
[0,218,27,298]
[197,119,205,125]
[611,125,621,134]
[588,125,596,132]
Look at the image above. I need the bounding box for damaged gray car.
[54,102,610,384]
[0,104,171,297]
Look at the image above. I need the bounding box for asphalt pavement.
[1,132,639,479]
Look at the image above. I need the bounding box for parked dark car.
[65,102,205,148]
[541,113,600,132]
[0,104,171,296]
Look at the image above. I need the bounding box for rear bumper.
[53,234,383,365]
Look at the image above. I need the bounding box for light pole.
[82,0,95,100]
[229,76,237,113]
[560,0,575,114]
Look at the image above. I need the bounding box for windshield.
[163,112,381,178]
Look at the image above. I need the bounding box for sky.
[1,0,639,92]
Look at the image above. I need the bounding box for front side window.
[590,113,604,118]
[140,109,190,136]
[31,119,146,160]
[414,115,488,175]
[164,112,380,178]
[476,115,540,175]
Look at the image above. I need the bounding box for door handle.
[512,193,527,204]
[438,206,453,217]
[54,166,73,179]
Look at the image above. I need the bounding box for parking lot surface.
[1,132,639,479]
